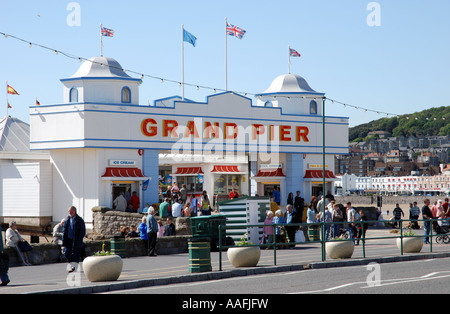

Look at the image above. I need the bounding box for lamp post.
[321,96,326,261]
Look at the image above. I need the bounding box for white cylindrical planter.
[227,246,261,267]
[326,241,355,259]
[83,255,123,282]
[396,236,423,253]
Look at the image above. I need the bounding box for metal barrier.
[217,218,450,271]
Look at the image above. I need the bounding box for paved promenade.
[2,229,450,294]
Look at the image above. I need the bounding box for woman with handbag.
[6,221,32,266]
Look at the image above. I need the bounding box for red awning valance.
[211,165,241,173]
[102,167,146,178]
[254,168,285,177]
[304,170,337,179]
[174,167,204,175]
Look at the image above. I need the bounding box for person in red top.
[229,188,239,200]
[444,198,450,217]
[129,191,140,212]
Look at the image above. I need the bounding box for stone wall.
[91,206,191,240]
[3,236,190,267]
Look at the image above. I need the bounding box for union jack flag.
[289,48,301,57]
[101,26,114,37]
[226,22,246,39]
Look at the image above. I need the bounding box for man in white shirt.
[346,202,357,243]
[113,192,128,211]
[172,198,183,217]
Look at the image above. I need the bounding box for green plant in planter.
[236,233,254,246]
[94,242,112,256]
[403,225,416,237]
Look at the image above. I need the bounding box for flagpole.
[288,45,291,74]
[225,17,228,91]
[5,81,8,117]
[100,24,103,57]
[182,24,185,100]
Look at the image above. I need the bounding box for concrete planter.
[396,236,423,253]
[227,246,261,267]
[83,255,123,282]
[325,240,355,259]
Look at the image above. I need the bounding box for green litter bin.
[110,235,127,258]
[190,215,227,251]
[188,239,212,273]
[308,225,320,242]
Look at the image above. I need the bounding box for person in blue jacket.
[62,206,86,273]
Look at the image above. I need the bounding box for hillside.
[349,106,450,142]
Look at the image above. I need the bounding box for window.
[264,101,273,107]
[122,87,131,103]
[214,174,241,196]
[69,87,78,103]
[310,100,317,114]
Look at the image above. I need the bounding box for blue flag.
[183,29,197,47]
[142,179,149,191]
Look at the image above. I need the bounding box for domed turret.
[256,74,324,115]
[60,56,142,105]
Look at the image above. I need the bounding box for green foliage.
[350,106,450,141]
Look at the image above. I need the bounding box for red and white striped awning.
[254,168,286,178]
[303,170,337,180]
[101,167,147,179]
[174,167,204,175]
[211,165,242,173]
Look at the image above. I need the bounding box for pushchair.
[434,219,450,244]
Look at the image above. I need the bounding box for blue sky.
[1,0,449,127]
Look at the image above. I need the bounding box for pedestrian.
[53,219,66,262]
[229,188,239,200]
[285,205,299,248]
[346,202,358,243]
[172,198,183,218]
[409,202,421,230]
[294,191,305,221]
[62,206,86,273]
[159,198,171,218]
[113,192,127,211]
[273,187,280,205]
[0,225,10,286]
[200,193,211,216]
[393,204,404,228]
[356,209,368,245]
[138,216,149,255]
[422,198,433,244]
[317,205,332,241]
[163,217,176,236]
[6,221,32,266]
[128,224,139,238]
[287,192,294,207]
[308,196,318,213]
[129,191,140,212]
[443,198,449,217]
[189,195,199,216]
[270,197,279,216]
[182,202,192,217]
[262,211,274,249]
[306,203,317,224]
[332,203,344,238]
[273,210,286,248]
[146,207,158,256]
[180,184,187,204]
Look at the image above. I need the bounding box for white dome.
[259,74,321,95]
[71,56,133,79]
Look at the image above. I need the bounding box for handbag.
[295,230,305,243]
[18,240,33,252]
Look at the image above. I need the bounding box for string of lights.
[1,30,446,121]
